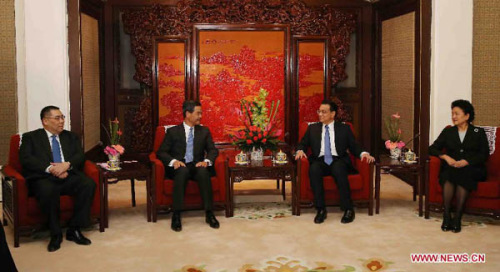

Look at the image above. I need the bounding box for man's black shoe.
[48,234,62,252]
[171,211,182,232]
[66,228,91,245]
[314,208,327,224]
[205,211,220,229]
[341,209,355,224]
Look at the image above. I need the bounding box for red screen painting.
[198,31,286,143]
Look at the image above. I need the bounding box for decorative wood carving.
[129,95,153,152]
[122,0,356,87]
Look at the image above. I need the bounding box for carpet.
[3,176,499,272]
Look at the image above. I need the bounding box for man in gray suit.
[156,100,219,232]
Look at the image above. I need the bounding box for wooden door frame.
[373,0,431,162]
[68,0,105,158]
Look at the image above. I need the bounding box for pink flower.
[385,140,397,150]
[104,146,118,156]
[111,117,119,124]
[391,113,400,119]
[112,144,125,155]
[117,130,123,136]
[397,141,406,149]
[398,128,402,134]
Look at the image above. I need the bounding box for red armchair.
[1,134,101,247]
[427,127,500,219]
[297,122,374,215]
[148,126,227,222]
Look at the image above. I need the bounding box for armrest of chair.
[149,152,165,202]
[428,156,442,199]
[83,160,101,213]
[298,157,310,198]
[2,165,29,219]
[354,157,372,196]
[214,154,226,200]
[354,156,371,177]
[83,160,99,184]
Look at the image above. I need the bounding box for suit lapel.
[451,126,462,146]
[333,122,340,154]
[462,125,474,147]
[38,129,53,160]
[59,132,71,161]
[178,124,187,155]
[193,125,201,155]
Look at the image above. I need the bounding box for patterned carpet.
[3,176,499,272]
[175,256,395,272]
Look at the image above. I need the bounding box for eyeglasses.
[316,110,331,115]
[46,115,66,121]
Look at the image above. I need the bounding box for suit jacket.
[19,128,85,182]
[297,122,364,167]
[156,124,219,174]
[429,125,489,178]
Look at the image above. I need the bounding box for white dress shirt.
[168,122,212,167]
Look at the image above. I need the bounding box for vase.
[107,153,121,171]
[389,147,401,159]
[250,147,264,161]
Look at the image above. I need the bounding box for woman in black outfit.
[429,100,490,233]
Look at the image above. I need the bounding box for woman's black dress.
[429,125,490,191]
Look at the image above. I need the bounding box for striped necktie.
[324,125,333,165]
[185,127,194,163]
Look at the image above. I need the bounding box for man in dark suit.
[19,106,95,252]
[156,100,220,232]
[295,100,375,224]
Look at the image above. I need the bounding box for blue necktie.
[51,135,62,163]
[185,127,194,163]
[324,125,333,165]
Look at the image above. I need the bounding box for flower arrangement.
[384,113,405,150]
[230,88,282,152]
[103,118,125,157]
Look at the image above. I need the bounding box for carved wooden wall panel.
[122,0,356,87]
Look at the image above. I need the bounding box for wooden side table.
[225,157,297,217]
[374,154,429,216]
[98,161,151,232]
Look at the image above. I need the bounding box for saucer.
[235,161,250,165]
[273,160,288,164]
[403,160,418,164]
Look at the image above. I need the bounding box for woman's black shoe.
[441,213,451,232]
[451,216,462,233]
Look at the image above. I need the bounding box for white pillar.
[15,0,69,133]
[430,0,473,141]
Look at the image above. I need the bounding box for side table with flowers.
[384,113,405,159]
[103,118,125,171]
[230,88,282,161]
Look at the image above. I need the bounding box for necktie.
[185,127,194,163]
[324,125,333,165]
[51,135,62,163]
